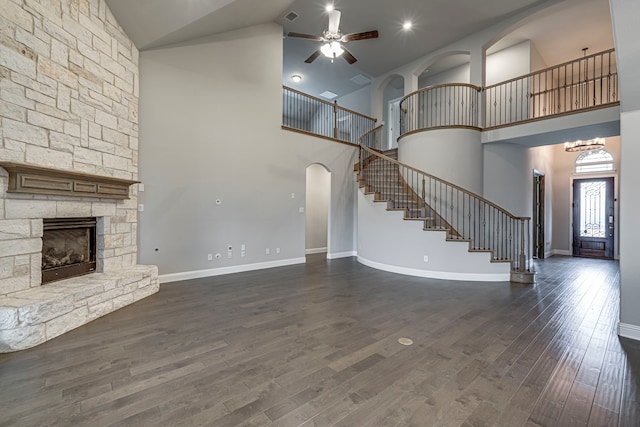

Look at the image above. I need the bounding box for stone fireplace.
[0,0,158,352]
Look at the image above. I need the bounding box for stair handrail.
[359,124,385,151]
[359,145,528,221]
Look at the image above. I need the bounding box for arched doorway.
[305,164,331,256]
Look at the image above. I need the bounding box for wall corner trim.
[327,251,357,259]
[158,258,306,284]
[306,247,328,255]
[618,323,640,341]
[357,256,510,282]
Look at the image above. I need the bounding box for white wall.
[138,23,358,278]
[486,40,532,86]
[399,129,484,194]
[337,86,372,117]
[305,164,330,253]
[530,42,547,72]
[418,62,471,88]
[610,0,640,337]
[483,143,531,216]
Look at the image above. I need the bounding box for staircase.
[356,143,534,283]
[358,149,458,237]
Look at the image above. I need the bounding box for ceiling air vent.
[320,91,338,100]
[284,11,299,22]
[350,74,371,86]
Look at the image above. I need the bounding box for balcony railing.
[399,84,481,135]
[485,49,618,128]
[282,86,377,145]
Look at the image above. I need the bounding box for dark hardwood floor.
[1,255,639,426]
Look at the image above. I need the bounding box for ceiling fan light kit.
[321,41,344,59]
[288,8,378,65]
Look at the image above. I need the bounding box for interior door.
[572,177,614,258]
[388,97,402,149]
[533,173,545,258]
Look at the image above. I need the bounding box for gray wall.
[305,164,330,252]
[138,23,357,277]
[337,86,372,117]
[357,190,510,280]
[611,0,640,334]
[418,62,471,88]
[486,40,532,86]
[399,129,484,195]
[483,142,555,258]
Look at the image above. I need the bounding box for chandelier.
[564,137,605,152]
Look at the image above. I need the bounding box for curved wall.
[398,128,483,194]
[357,191,510,281]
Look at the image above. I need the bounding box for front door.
[533,172,545,258]
[572,177,614,258]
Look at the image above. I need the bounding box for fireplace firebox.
[42,218,97,284]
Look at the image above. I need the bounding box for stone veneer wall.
[0,0,158,351]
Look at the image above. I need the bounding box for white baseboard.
[305,247,327,255]
[549,249,572,256]
[327,251,357,259]
[159,257,306,284]
[618,323,640,341]
[357,256,510,282]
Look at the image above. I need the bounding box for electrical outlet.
[423,255,429,262]
[266,248,270,255]
[276,248,280,254]
[207,253,213,261]
[227,251,232,259]
[241,244,245,251]
[138,204,144,212]
[291,192,295,199]
[298,207,304,213]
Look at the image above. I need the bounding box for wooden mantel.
[0,162,139,200]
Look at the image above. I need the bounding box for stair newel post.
[518,218,526,272]
[421,177,426,219]
[333,100,338,139]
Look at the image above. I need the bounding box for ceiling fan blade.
[287,32,323,41]
[328,10,341,34]
[304,49,322,64]
[341,30,379,42]
[341,46,357,64]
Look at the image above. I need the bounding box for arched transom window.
[575,149,614,173]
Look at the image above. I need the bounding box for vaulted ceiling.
[105,0,614,99]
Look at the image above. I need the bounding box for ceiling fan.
[287,9,378,64]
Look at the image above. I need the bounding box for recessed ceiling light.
[325,4,334,12]
[403,21,413,30]
[291,74,302,83]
